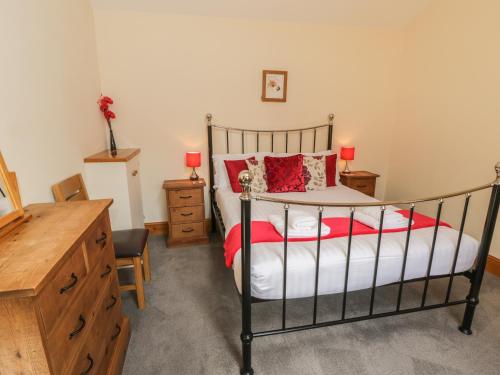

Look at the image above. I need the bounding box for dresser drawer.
[168,188,203,207]
[46,248,115,375]
[38,245,88,336]
[170,205,204,224]
[71,279,123,375]
[170,221,205,240]
[85,213,113,270]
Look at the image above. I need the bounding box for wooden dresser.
[0,200,130,374]
[163,178,208,246]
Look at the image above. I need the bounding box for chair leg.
[133,256,145,309]
[142,243,152,282]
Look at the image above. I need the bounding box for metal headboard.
[206,113,335,235]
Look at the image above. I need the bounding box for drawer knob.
[106,295,118,310]
[80,354,94,375]
[182,228,194,233]
[179,195,192,199]
[59,273,78,294]
[111,324,122,341]
[180,212,193,217]
[100,264,112,278]
[96,232,107,247]
[69,315,86,339]
[132,170,138,176]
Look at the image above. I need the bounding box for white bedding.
[216,185,479,300]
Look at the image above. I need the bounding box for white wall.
[93,10,402,222]
[386,0,500,256]
[0,0,105,205]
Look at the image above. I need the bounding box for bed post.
[459,162,500,335]
[327,114,334,150]
[207,113,217,233]
[238,171,254,375]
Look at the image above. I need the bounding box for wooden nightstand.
[163,178,208,246]
[340,171,380,197]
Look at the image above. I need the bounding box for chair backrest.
[52,174,89,202]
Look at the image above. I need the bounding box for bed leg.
[239,171,254,374]
[459,177,499,335]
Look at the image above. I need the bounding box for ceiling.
[90,0,431,28]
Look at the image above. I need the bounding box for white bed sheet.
[216,185,479,300]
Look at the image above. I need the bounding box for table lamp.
[340,146,355,173]
[186,152,201,180]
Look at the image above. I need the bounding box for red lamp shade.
[185,152,201,168]
[340,147,355,161]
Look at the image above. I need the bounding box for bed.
[206,113,500,375]
[216,185,479,300]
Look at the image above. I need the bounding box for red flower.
[101,96,114,104]
[99,103,109,112]
[104,110,116,120]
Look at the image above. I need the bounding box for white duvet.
[216,185,479,300]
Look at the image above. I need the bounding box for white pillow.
[212,152,272,190]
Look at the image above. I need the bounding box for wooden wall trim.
[486,255,500,277]
[145,219,211,236]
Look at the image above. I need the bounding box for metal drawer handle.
[100,265,112,278]
[80,354,94,375]
[111,324,122,341]
[59,273,78,294]
[356,185,368,188]
[96,232,107,246]
[180,212,193,217]
[182,228,194,233]
[106,295,118,310]
[69,315,86,339]
[179,195,192,199]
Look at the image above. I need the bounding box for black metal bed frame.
[206,114,500,375]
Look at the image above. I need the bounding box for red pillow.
[264,155,306,193]
[224,157,255,193]
[326,154,337,187]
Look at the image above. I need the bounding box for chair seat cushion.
[112,229,149,258]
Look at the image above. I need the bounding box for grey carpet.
[120,235,500,375]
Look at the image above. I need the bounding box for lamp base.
[190,168,199,181]
[343,161,351,174]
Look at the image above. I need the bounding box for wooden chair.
[52,174,151,309]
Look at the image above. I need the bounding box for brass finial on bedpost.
[206,113,212,126]
[328,113,335,126]
[239,171,253,201]
[495,162,500,185]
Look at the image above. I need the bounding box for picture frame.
[0,152,24,230]
[261,70,288,102]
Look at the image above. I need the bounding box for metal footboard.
[238,164,500,375]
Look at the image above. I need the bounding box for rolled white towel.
[269,214,330,238]
[287,210,317,230]
[354,211,413,230]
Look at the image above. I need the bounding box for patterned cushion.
[245,159,268,193]
[264,155,306,193]
[303,156,326,191]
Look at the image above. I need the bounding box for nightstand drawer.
[170,222,205,240]
[168,189,203,207]
[170,206,204,224]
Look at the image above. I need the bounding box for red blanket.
[223,210,450,267]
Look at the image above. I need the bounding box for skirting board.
[486,255,500,277]
[145,219,211,236]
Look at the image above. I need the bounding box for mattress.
[215,185,479,300]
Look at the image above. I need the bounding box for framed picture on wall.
[261,70,288,102]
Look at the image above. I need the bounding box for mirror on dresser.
[0,151,24,230]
